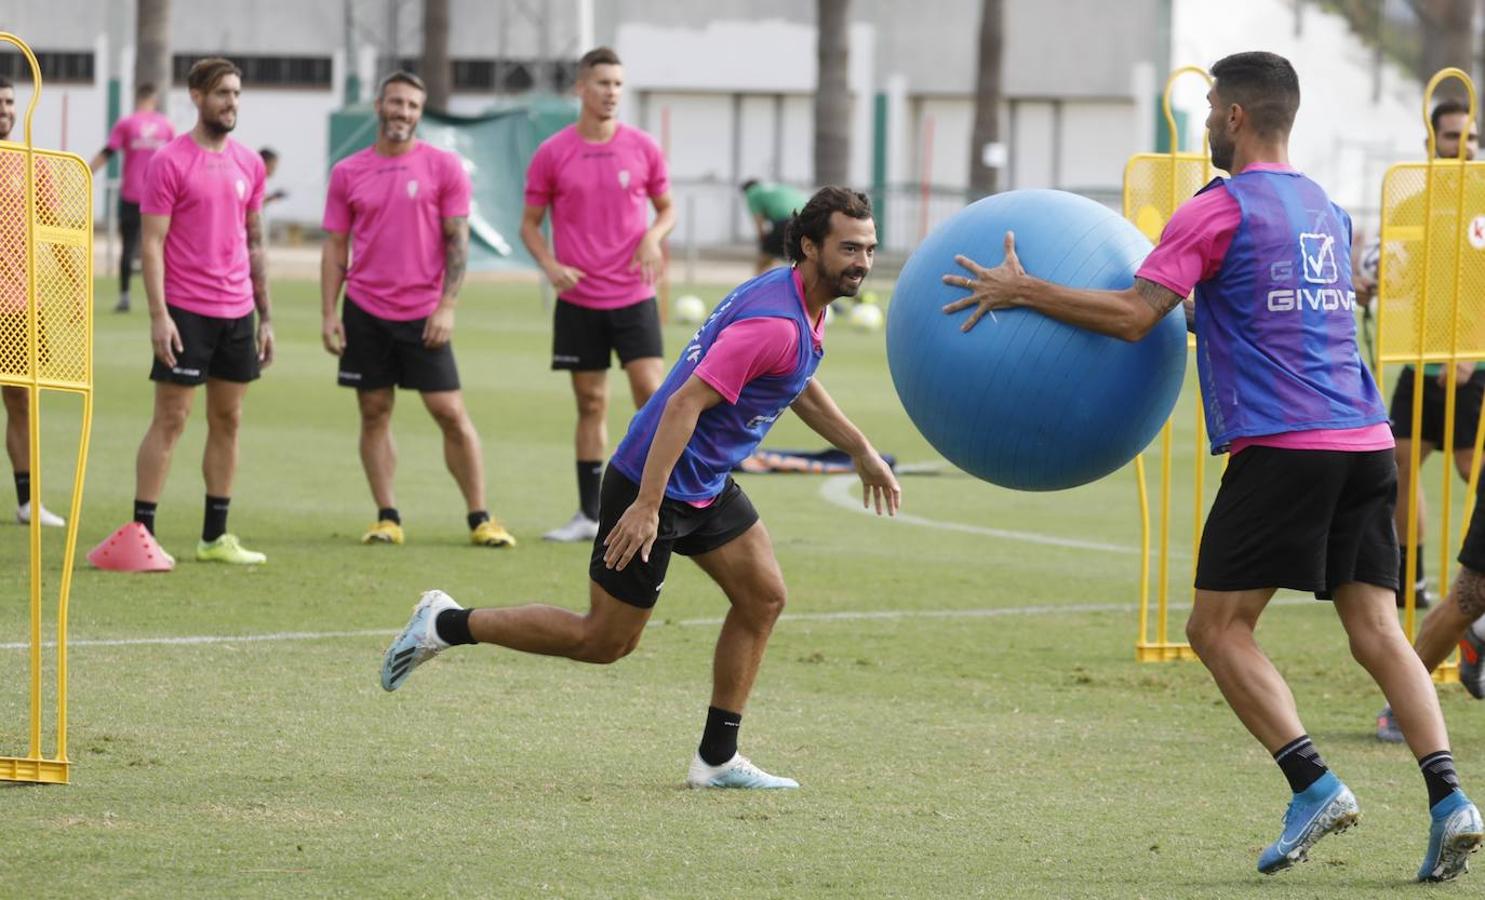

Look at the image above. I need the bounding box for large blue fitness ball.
[886,189,1187,491]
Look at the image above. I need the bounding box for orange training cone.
[87,521,174,572]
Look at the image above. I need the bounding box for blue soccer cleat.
[380,590,460,692]
[1257,772,1360,875]
[1418,791,1484,882]
[686,753,799,790]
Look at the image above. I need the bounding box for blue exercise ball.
[887,189,1187,491]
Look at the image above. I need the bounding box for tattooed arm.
[941,231,1187,341]
[423,215,468,350]
[246,210,274,366]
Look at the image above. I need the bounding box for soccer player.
[89,83,174,313]
[112,58,272,566]
[1363,100,1481,614]
[0,75,65,528]
[741,178,811,274]
[521,47,675,543]
[321,71,514,548]
[942,52,1483,881]
[381,187,900,790]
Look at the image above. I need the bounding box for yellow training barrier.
[0,32,93,785]
[1377,68,1485,681]
[1123,66,1212,662]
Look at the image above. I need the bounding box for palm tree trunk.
[968,0,1004,197]
[814,0,852,187]
[422,0,452,112]
[134,0,171,112]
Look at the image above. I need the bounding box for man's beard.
[1209,138,1233,173]
[202,114,235,137]
[828,262,868,297]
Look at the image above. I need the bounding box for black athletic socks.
[202,496,230,542]
[698,706,743,766]
[378,507,401,525]
[434,608,476,646]
[467,510,490,530]
[14,470,28,507]
[1421,750,1462,808]
[1274,735,1329,794]
[577,460,603,522]
[134,499,158,535]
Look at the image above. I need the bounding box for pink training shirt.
[524,123,669,310]
[141,133,264,319]
[1135,162,1393,456]
[686,269,825,507]
[107,111,175,203]
[323,141,472,321]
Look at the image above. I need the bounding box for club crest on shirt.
[407,179,420,199]
[617,169,631,189]
[234,178,246,200]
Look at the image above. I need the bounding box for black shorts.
[337,297,460,392]
[118,198,141,237]
[1390,365,1485,449]
[589,467,760,609]
[551,297,663,371]
[149,306,260,385]
[759,219,788,258]
[1195,447,1399,599]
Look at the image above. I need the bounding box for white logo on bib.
[234,179,246,200]
[618,169,631,189]
[407,179,420,199]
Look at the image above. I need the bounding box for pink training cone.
[87,522,174,572]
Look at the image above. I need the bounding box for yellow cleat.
[471,519,516,548]
[195,533,267,565]
[362,519,405,545]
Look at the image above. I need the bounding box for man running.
[321,71,514,548]
[89,82,174,313]
[106,58,272,566]
[943,51,1482,881]
[381,187,900,790]
[521,47,674,543]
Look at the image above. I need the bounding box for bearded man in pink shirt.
[521,47,676,543]
[321,71,514,549]
[89,82,174,314]
[110,58,272,567]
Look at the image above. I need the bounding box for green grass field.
[3,277,1484,897]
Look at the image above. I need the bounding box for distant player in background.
[0,75,66,527]
[741,178,811,274]
[258,147,287,207]
[321,71,514,548]
[117,58,272,566]
[521,47,675,543]
[89,82,174,313]
[381,187,899,790]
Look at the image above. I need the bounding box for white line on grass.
[0,597,1315,651]
[819,473,1157,556]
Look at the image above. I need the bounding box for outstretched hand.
[855,451,901,517]
[941,231,1026,333]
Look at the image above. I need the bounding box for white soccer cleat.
[16,502,65,528]
[542,511,599,543]
[686,752,799,790]
[380,589,461,692]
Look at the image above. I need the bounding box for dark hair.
[378,70,426,99]
[0,75,12,91]
[579,47,621,73]
[135,82,157,100]
[784,187,873,263]
[187,57,242,94]
[740,178,759,193]
[1210,51,1300,137]
[1431,98,1471,135]
[259,147,278,163]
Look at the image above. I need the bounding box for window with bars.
[0,51,95,84]
[172,55,333,90]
